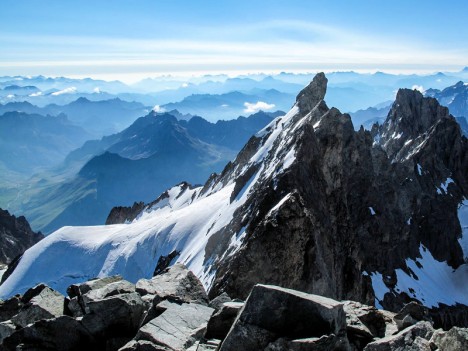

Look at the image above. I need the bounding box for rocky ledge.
[0,265,466,351]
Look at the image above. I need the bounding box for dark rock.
[0,209,43,266]
[0,295,23,322]
[209,292,232,311]
[81,291,145,340]
[11,286,64,328]
[106,202,145,225]
[394,302,431,332]
[363,321,434,351]
[343,300,397,350]
[153,249,180,276]
[205,301,244,340]
[430,303,468,330]
[0,321,15,343]
[118,339,163,350]
[296,72,328,115]
[133,300,214,351]
[2,315,96,351]
[220,284,348,351]
[136,264,209,306]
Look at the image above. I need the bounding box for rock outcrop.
[0,269,466,350]
[0,209,43,266]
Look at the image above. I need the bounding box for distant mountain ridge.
[8,110,282,233]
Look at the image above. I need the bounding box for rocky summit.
[0,265,466,351]
[0,74,467,348]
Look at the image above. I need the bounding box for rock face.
[0,209,43,265]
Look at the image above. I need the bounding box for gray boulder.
[136,264,209,306]
[67,275,123,298]
[2,315,96,351]
[430,327,468,351]
[132,300,214,350]
[209,292,232,311]
[205,301,244,340]
[363,321,434,351]
[11,285,64,328]
[220,284,348,351]
[81,291,145,340]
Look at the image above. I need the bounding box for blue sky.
[1,0,467,82]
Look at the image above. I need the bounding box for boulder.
[136,264,209,306]
[220,284,348,351]
[81,279,136,312]
[430,327,468,351]
[209,292,232,311]
[0,295,22,322]
[2,315,96,351]
[0,320,15,343]
[81,291,145,340]
[67,275,123,298]
[11,286,64,328]
[343,300,397,349]
[363,321,434,351]
[205,301,244,340]
[133,300,214,350]
[393,302,431,331]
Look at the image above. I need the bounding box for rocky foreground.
[0,264,465,351]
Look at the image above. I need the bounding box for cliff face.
[208,74,467,313]
[0,209,43,265]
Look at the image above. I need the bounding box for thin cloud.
[244,101,275,113]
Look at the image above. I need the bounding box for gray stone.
[134,300,214,350]
[81,291,145,340]
[0,320,15,343]
[209,292,232,311]
[430,327,468,351]
[363,321,434,351]
[82,279,136,312]
[220,284,347,351]
[2,315,96,351]
[205,301,244,340]
[136,264,209,306]
[11,286,64,328]
[67,275,123,298]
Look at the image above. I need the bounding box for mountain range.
[1,73,466,332]
[5,111,282,233]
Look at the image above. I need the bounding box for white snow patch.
[93,87,101,93]
[6,94,14,99]
[371,245,468,308]
[51,87,76,96]
[407,217,412,225]
[152,105,165,113]
[417,164,423,176]
[369,207,376,215]
[282,148,296,170]
[29,91,42,97]
[439,177,454,194]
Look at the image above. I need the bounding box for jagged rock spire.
[295,72,327,114]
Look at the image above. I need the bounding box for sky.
[1,0,467,82]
